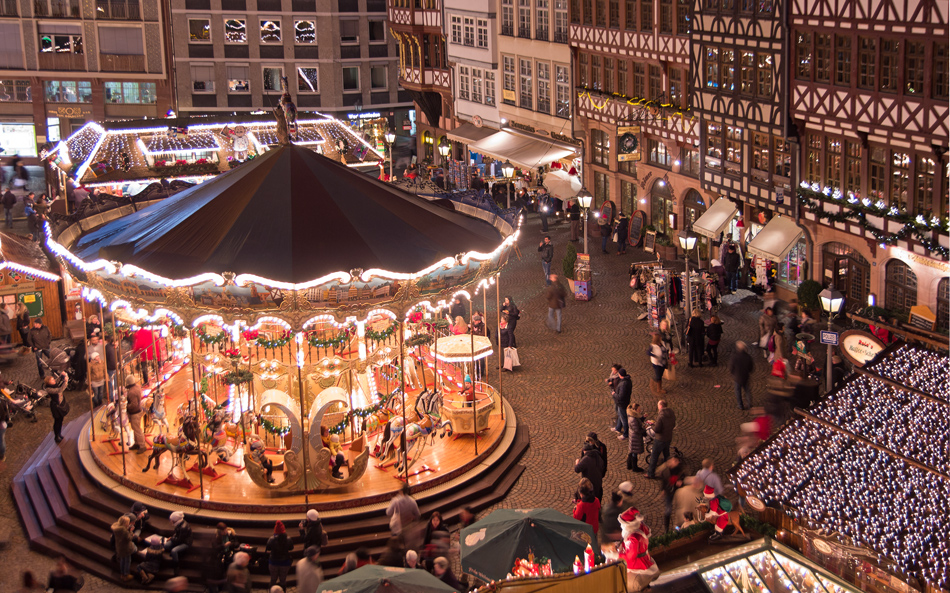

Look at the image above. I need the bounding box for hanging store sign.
[617,126,641,162]
[838,330,885,368]
[46,105,92,119]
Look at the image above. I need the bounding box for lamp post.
[438,141,451,190]
[576,187,593,255]
[502,159,515,208]
[384,128,396,182]
[678,228,698,319]
[819,285,844,393]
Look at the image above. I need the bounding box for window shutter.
[98,26,144,55]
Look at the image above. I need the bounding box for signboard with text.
[617,126,641,162]
[838,330,885,368]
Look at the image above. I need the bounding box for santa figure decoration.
[617,507,659,591]
[703,484,732,541]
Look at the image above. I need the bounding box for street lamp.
[678,228,698,318]
[502,159,515,208]
[384,128,396,182]
[576,187,593,255]
[438,141,451,190]
[819,285,845,393]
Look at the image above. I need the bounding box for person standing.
[538,191,551,232]
[295,547,324,593]
[612,368,632,440]
[538,236,554,285]
[105,334,117,401]
[729,341,754,409]
[2,186,16,229]
[572,481,601,536]
[386,485,420,537]
[759,307,777,351]
[112,515,137,581]
[14,303,30,353]
[568,199,580,242]
[649,334,669,395]
[585,432,608,477]
[574,443,604,501]
[614,213,628,255]
[723,243,741,293]
[299,509,328,553]
[500,296,520,346]
[545,274,567,333]
[27,317,52,378]
[646,400,675,479]
[626,402,646,472]
[125,374,146,451]
[49,383,69,443]
[769,322,787,363]
[599,215,612,254]
[685,310,705,368]
[705,315,723,366]
[266,520,293,590]
[88,352,106,407]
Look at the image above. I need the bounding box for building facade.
[0,0,174,165]
[790,0,949,322]
[171,0,412,127]
[445,0,499,131]
[571,0,703,245]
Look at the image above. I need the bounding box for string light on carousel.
[43,101,520,521]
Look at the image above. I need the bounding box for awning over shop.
[691,198,738,240]
[447,122,495,145]
[746,215,803,261]
[469,131,576,170]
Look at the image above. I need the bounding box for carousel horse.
[363,392,405,436]
[378,390,452,473]
[206,411,253,463]
[142,415,207,473]
[100,401,133,447]
[145,387,170,435]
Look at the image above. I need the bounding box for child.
[88,352,106,407]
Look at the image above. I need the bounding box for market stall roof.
[447,122,495,145]
[746,216,803,261]
[691,198,738,240]
[72,145,504,283]
[0,231,60,280]
[469,131,576,170]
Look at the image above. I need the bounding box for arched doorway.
[650,180,674,236]
[821,242,870,307]
[683,190,708,261]
[884,260,918,314]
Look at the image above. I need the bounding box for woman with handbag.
[500,296,520,347]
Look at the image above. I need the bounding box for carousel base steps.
[14,413,530,589]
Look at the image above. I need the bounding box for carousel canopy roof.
[72,145,503,283]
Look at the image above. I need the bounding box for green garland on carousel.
[326,391,398,435]
[256,333,293,349]
[307,327,352,348]
[221,368,254,385]
[258,416,291,436]
[195,324,228,345]
[798,184,949,258]
[365,320,398,342]
[406,333,433,348]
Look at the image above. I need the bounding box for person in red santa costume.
[703,484,732,541]
[617,507,659,591]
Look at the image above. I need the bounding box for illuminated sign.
[347,112,381,120]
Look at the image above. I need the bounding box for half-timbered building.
[790,0,949,322]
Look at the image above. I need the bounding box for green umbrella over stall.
[460,508,596,582]
[315,565,459,593]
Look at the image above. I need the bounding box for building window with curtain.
[648,138,670,167]
[825,137,841,190]
[519,59,533,108]
[228,65,250,92]
[885,260,918,313]
[890,151,910,210]
[591,129,609,166]
[915,156,934,215]
[595,171,609,205]
[190,65,215,92]
[537,62,550,112]
[458,66,470,100]
[503,56,516,104]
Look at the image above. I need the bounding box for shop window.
[885,260,917,313]
[0,80,32,102]
[260,20,281,43]
[777,236,807,288]
[104,81,155,103]
[651,181,673,235]
[262,66,283,92]
[822,242,870,306]
[45,80,92,102]
[224,19,246,43]
[296,66,318,92]
[591,129,609,166]
[937,278,948,331]
[295,21,315,44]
[189,19,211,42]
[594,171,609,206]
[648,138,670,167]
[0,123,38,156]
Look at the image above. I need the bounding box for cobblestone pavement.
[0,211,774,592]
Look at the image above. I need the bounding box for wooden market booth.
[0,231,66,342]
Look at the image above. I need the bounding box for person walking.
[14,303,30,353]
[646,400,675,479]
[112,515,137,581]
[568,199,580,242]
[710,259,727,296]
[705,315,723,366]
[574,443,604,501]
[27,317,52,378]
[500,296,520,346]
[125,375,146,451]
[769,322,787,363]
[2,186,16,229]
[656,457,685,532]
[685,309,705,368]
[614,213,628,255]
[695,458,726,495]
[723,243,741,293]
[612,368,632,440]
[729,341,754,409]
[0,304,11,344]
[299,509,328,553]
[266,520,293,590]
[386,485,420,537]
[758,307,777,351]
[626,402,646,472]
[47,557,82,593]
[648,334,669,395]
[545,274,567,333]
[598,215,612,253]
[295,547,324,593]
[538,236,554,285]
[49,386,69,443]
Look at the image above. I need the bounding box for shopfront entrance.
[822,242,870,308]
[651,180,674,236]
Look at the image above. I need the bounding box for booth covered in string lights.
[47,137,520,510]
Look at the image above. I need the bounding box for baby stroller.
[702,273,721,312]
[40,347,80,390]
[1,380,39,423]
[643,419,683,460]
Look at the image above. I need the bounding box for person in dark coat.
[498,316,513,352]
[2,186,16,229]
[266,520,293,590]
[646,400,676,479]
[599,216,612,253]
[685,310,705,368]
[614,213,629,255]
[705,315,724,366]
[134,536,164,585]
[448,296,468,322]
[432,557,464,592]
[586,432,608,475]
[710,259,727,296]
[574,443,604,501]
[377,536,407,567]
[500,296,520,346]
[568,199,580,242]
[599,491,624,543]
[723,243,742,293]
[657,457,685,532]
[544,274,567,332]
[729,341,754,409]
[612,368,632,439]
[27,317,52,378]
[49,384,69,443]
[538,236,554,285]
[626,402,646,472]
[299,509,327,552]
[14,302,30,353]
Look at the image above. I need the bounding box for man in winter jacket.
[125,374,146,451]
[538,236,554,285]
[295,546,324,593]
[612,368,632,439]
[723,243,742,293]
[574,443,604,501]
[2,186,16,228]
[729,341,754,409]
[27,317,52,378]
[646,400,675,479]
[568,200,581,242]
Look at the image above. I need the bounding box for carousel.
[49,114,520,512]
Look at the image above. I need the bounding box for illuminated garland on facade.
[195,324,227,345]
[364,321,398,342]
[308,327,353,349]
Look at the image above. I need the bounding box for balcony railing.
[96,0,140,19]
[553,29,569,43]
[501,23,513,36]
[517,26,531,38]
[48,0,80,16]
[0,0,18,16]
[537,99,550,113]
[99,53,145,72]
[38,52,86,70]
[535,27,548,40]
